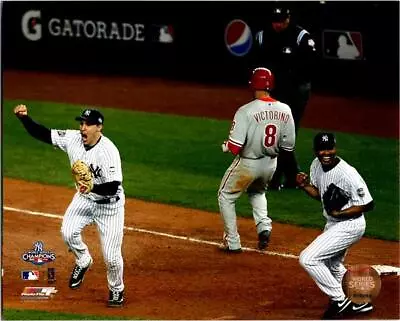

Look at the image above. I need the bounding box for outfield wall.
[2,1,399,100]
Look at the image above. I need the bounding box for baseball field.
[2,70,399,319]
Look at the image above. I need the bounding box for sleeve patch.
[57,130,66,137]
[229,121,236,134]
[357,188,365,197]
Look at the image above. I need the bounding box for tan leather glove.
[71,160,94,194]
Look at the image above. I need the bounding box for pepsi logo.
[224,19,253,57]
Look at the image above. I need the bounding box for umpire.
[252,6,317,189]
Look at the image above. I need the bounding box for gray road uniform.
[218,96,296,250]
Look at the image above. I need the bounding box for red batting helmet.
[249,67,275,91]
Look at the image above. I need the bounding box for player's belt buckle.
[95,196,120,204]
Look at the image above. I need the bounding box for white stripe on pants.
[95,203,125,291]
[61,193,125,291]
[299,216,365,301]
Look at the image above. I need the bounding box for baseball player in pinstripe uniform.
[14,104,125,307]
[296,132,374,319]
[218,67,297,252]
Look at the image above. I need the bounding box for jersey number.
[264,124,277,147]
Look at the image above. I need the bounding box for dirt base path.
[3,178,399,319]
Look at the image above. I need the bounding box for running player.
[296,132,374,319]
[218,67,297,252]
[14,104,125,307]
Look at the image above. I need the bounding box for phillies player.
[218,67,297,252]
[297,132,374,319]
[14,105,125,307]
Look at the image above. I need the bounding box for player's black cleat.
[350,302,373,314]
[322,297,352,319]
[258,230,271,250]
[108,290,124,307]
[69,260,92,289]
[218,244,242,254]
[268,183,283,191]
[219,234,242,253]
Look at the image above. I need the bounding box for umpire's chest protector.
[258,25,306,72]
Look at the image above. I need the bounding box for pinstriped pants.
[61,193,125,292]
[299,216,366,301]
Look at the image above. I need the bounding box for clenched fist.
[14,104,28,118]
[296,172,310,188]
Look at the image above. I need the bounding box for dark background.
[2,1,399,100]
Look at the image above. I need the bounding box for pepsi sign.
[224,19,253,57]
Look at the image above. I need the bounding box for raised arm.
[14,104,52,145]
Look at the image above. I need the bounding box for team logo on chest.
[90,164,103,178]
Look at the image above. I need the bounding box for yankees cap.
[313,132,336,151]
[75,109,104,125]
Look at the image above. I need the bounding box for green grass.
[3,99,399,241]
[3,308,137,320]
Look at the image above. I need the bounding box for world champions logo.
[21,241,56,266]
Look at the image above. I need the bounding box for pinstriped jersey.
[51,129,124,202]
[310,157,373,221]
[228,97,295,159]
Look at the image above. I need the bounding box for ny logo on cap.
[322,135,329,142]
[84,110,91,116]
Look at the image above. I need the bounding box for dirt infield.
[2,70,399,319]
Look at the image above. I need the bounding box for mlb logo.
[158,25,174,43]
[33,257,43,264]
[322,29,363,60]
[21,270,39,280]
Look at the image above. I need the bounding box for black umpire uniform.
[252,7,317,189]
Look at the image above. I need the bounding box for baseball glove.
[322,183,350,215]
[71,160,93,194]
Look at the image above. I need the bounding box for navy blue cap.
[271,7,291,22]
[313,132,336,151]
[75,109,104,125]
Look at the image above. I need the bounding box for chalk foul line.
[3,206,297,258]
[4,206,400,275]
